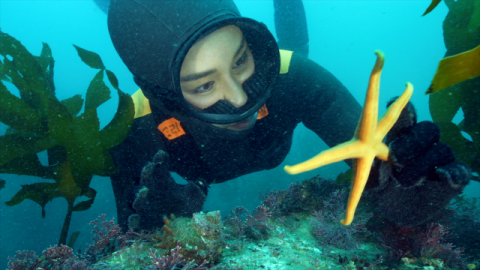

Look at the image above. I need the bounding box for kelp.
[423,0,480,34]
[0,31,134,245]
[425,44,480,94]
[422,0,442,16]
[428,0,480,181]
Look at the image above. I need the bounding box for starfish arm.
[284,140,369,175]
[375,142,390,162]
[284,50,414,226]
[376,83,414,139]
[341,151,376,225]
[356,51,384,143]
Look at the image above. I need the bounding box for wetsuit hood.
[108,0,241,90]
[108,0,280,128]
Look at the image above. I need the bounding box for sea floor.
[93,212,463,270]
[212,215,384,270]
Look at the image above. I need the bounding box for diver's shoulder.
[127,113,162,141]
[285,52,329,74]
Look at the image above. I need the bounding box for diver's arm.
[109,116,161,231]
[273,0,309,57]
[93,0,110,14]
[364,101,470,226]
[285,54,361,149]
[128,150,208,231]
[109,116,207,232]
[285,54,470,227]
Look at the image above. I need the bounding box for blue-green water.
[1,0,479,269]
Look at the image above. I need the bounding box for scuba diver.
[107,0,471,232]
[93,0,309,57]
[93,0,110,14]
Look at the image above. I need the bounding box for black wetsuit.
[107,0,470,232]
[110,53,361,229]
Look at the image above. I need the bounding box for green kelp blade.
[47,95,74,146]
[36,43,53,72]
[443,0,480,55]
[99,88,134,151]
[0,59,11,82]
[0,73,10,82]
[429,82,462,123]
[0,134,56,167]
[71,187,96,212]
[67,231,80,249]
[106,69,119,90]
[52,161,82,201]
[468,0,480,33]
[458,76,480,132]
[35,42,55,94]
[0,154,55,178]
[5,182,62,218]
[423,0,442,16]
[0,32,55,112]
[0,81,44,133]
[436,122,476,167]
[47,145,67,167]
[458,110,480,174]
[68,108,104,188]
[60,94,84,117]
[73,45,105,70]
[85,70,110,110]
[425,44,480,94]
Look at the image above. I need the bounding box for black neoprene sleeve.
[273,0,309,57]
[284,53,361,149]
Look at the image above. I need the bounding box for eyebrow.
[180,36,246,82]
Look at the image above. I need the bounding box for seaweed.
[428,0,480,181]
[0,31,134,245]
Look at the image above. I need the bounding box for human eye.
[233,52,248,69]
[191,81,214,94]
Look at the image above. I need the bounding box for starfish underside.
[284,51,413,225]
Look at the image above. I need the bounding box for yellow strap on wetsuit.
[132,49,294,119]
[131,89,151,119]
[279,49,293,74]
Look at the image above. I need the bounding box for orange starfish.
[284,51,413,225]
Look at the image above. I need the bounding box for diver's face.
[180,25,256,130]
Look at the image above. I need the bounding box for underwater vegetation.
[444,195,480,260]
[0,31,134,245]
[425,44,480,94]
[423,0,480,34]
[3,1,480,269]
[377,222,466,268]
[3,175,479,269]
[424,0,480,95]
[310,189,372,250]
[7,244,92,270]
[8,176,478,269]
[225,204,274,250]
[427,0,480,182]
[155,211,225,265]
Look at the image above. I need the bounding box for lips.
[227,113,257,130]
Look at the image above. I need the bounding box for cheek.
[241,55,255,83]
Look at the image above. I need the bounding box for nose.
[222,77,248,108]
